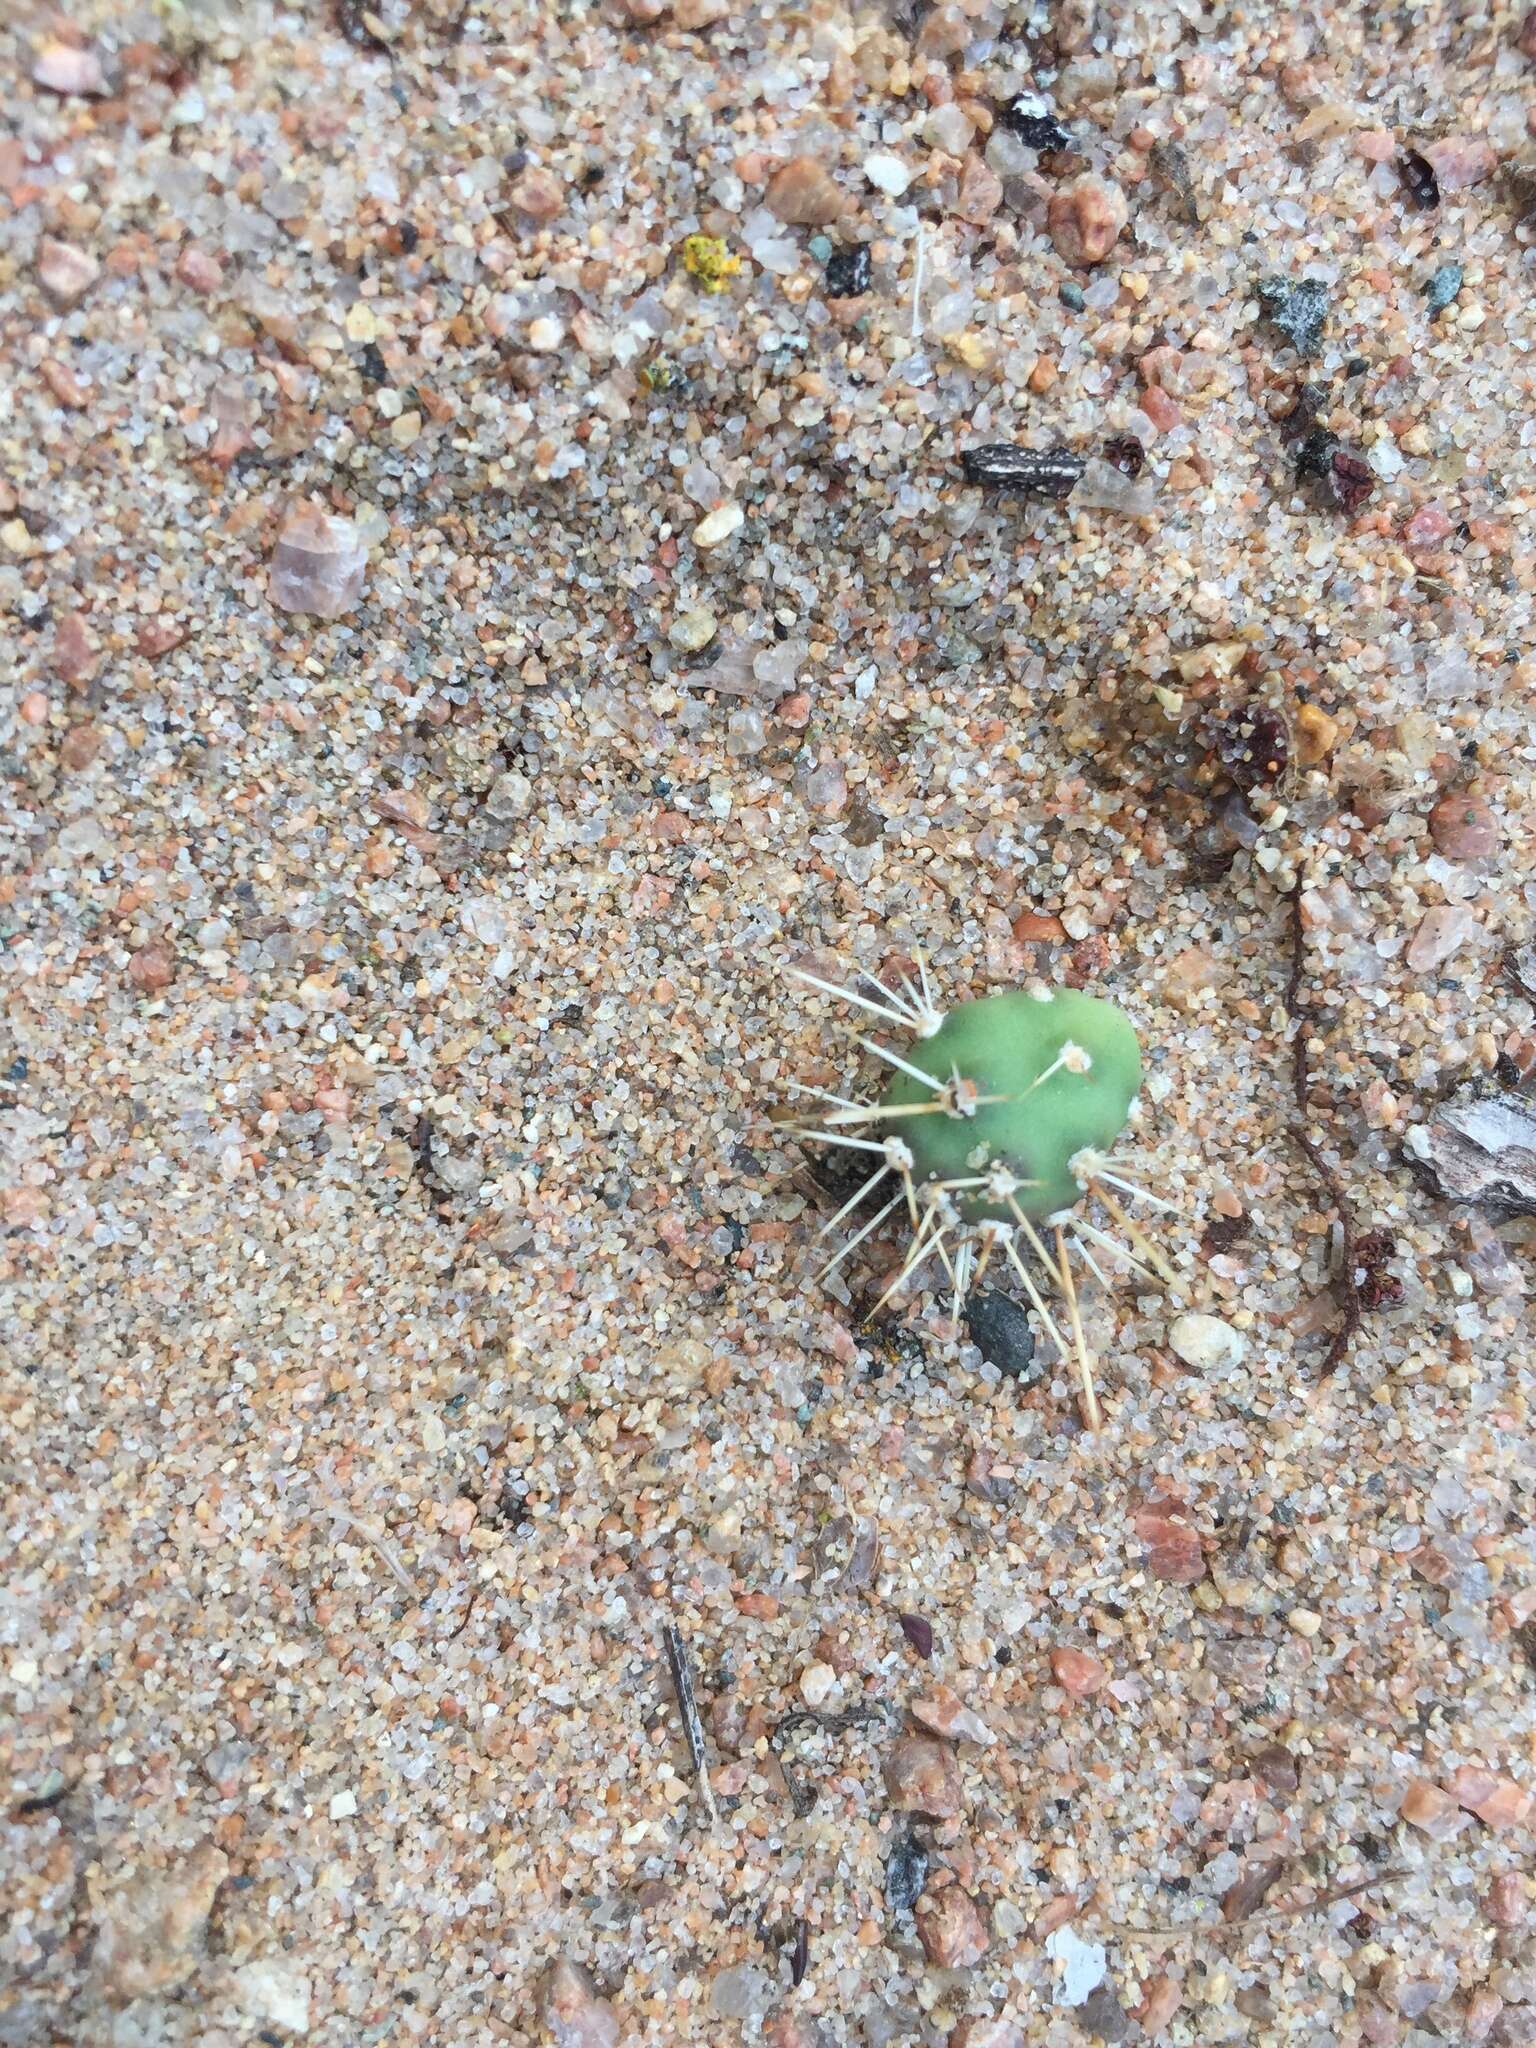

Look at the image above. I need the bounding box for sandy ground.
[5,0,1536,2042]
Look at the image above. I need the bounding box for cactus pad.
[877,989,1141,1220]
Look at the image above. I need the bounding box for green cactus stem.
[876,989,1141,1221]
[785,953,1182,1430]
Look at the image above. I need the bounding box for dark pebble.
[1000,98,1071,152]
[897,1612,935,1659]
[1249,1742,1300,1799]
[1398,148,1440,211]
[885,1829,930,1915]
[1059,280,1086,311]
[1255,275,1329,356]
[960,444,1085,500]
[1077,1983,1132,2043]
[843,798,885,848]
[1294,425,1337,481]
[823,243,871,298]
[1425,261,1464,314]
[1220,1857,1286,1922]
[6,1057,27,1083]
[963,1289,1041,1381]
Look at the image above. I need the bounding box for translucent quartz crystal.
[269,504,367,618]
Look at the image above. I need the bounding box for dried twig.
[661,1621,717,1822]
[791,1916,810,1987]
[1285,875,1364,1376]
[770,1704,887,1818]
[1100,1864,1410,1946]
[325,1506,421,1597]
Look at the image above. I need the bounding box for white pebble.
[799,1660,841,1708]
[1168,1311,1247,1371]
[1045,1924,1108,2005]
[668,608,717,652]
[693,503,744,549]
[863,151,912,197]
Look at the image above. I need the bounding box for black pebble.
[1078,1984,1132,2043]
[885,1830,929,1915]
[357,342,388,385]
[823,243,871,298]
[964,1290,1041,1382]
[1000,100,1071,152]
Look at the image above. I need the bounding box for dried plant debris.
[960,443,1086,499]
[1148,139,1201,225]
[771,1704,887,1818]
[1294,428,1374,512]
[1406,1085,1536,1216]
[1255,275,1330,356]
[661,1621,716,1818]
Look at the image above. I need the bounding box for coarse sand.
[4,1,1536,2043]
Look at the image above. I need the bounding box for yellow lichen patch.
[679,235,741,293]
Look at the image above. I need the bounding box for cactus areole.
[878,989,1141,1221]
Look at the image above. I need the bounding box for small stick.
[325,1507,421,1598]
[661,1621,718,1822]
[1098,1865,1410,1945]
[1285,875,1363,1376]
[1055,1223,1101,1432]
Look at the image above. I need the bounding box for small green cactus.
[786,954,1181,1429]
[877,989,1141,1221]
